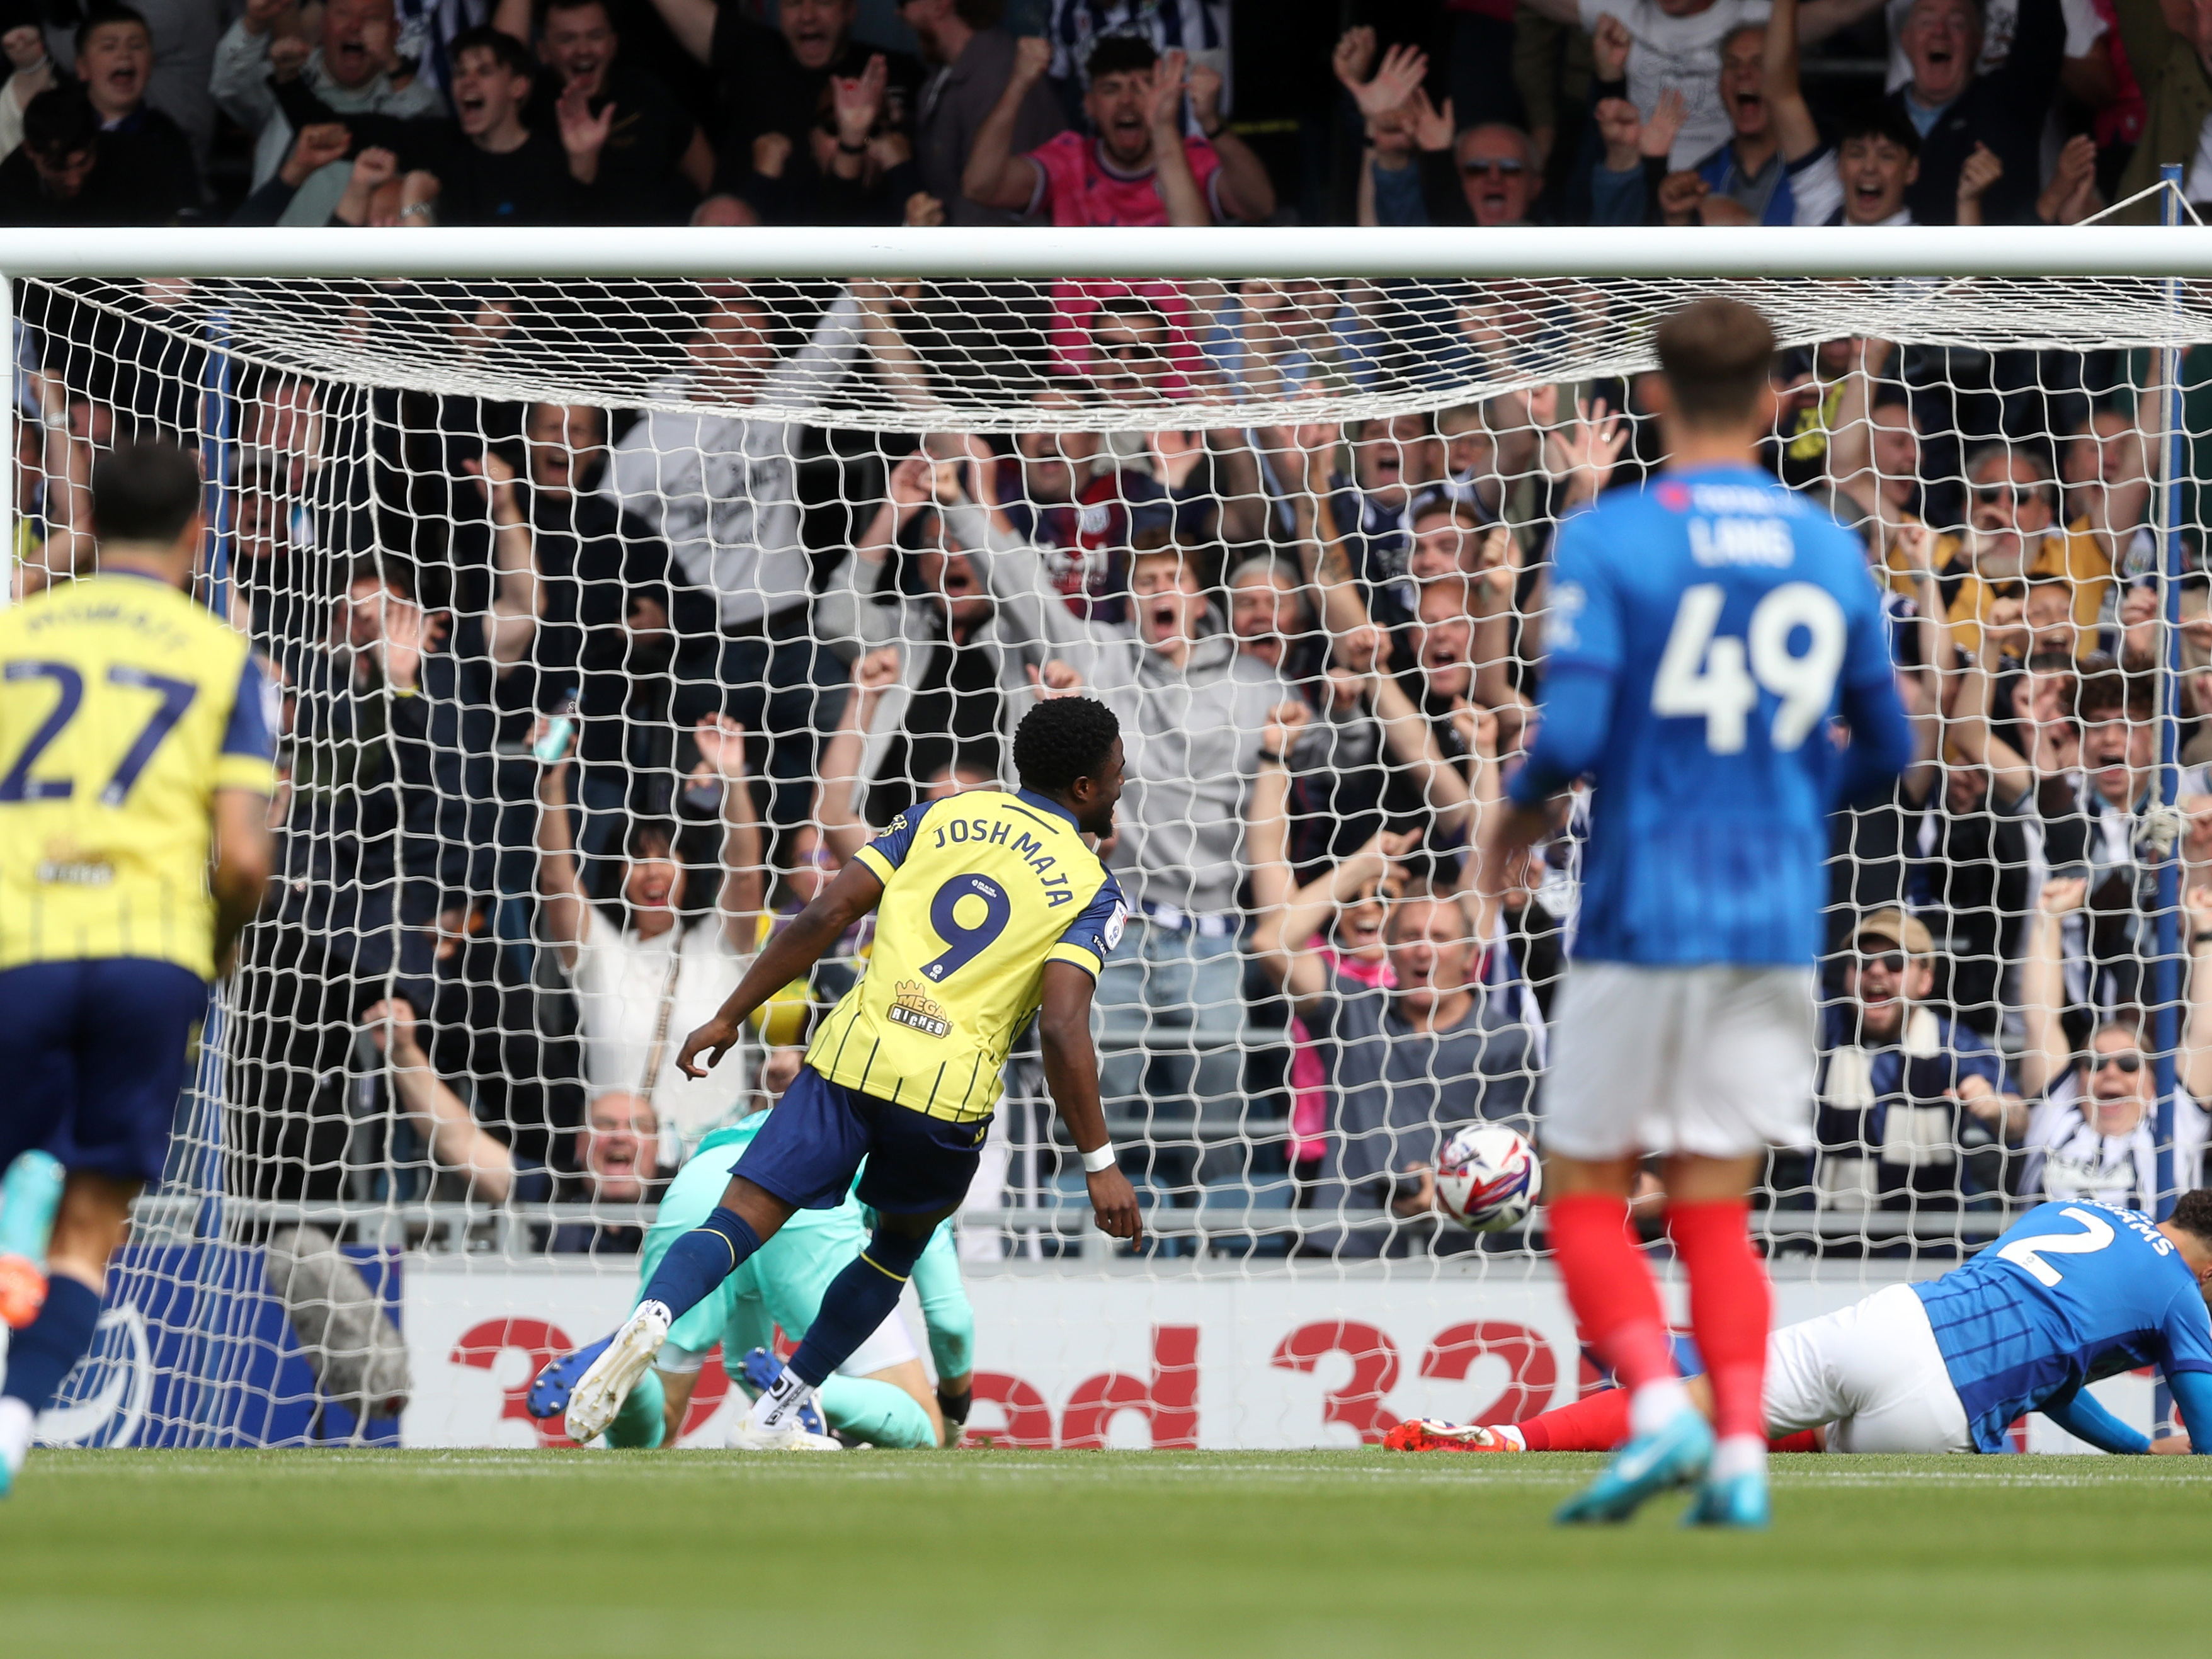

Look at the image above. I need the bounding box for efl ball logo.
[1434,1125,1541,1233]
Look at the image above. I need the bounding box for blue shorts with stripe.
[0,957,207,1184]
[734,1064,989,1216]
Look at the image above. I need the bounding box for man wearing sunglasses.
[2015,876,2212,1213]
[1454,123,1541,225]
[1815,908,2023,1209]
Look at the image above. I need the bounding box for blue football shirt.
[1914,1201,2212,1452]
[1513,465,1895,966]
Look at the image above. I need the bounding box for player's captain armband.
[856,798,941,882]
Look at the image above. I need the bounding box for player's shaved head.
[92,438,203,545]
[1655,298,1776,427]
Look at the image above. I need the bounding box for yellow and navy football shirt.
[0,569,276,980]
[806,788,1127,1120]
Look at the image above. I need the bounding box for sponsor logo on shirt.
[1689,484,1796,516]
[36,859,114,886]
[889,980,953,1039]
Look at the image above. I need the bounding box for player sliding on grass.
[565,695,1141,1449]
[1389,1194,2212,1458]
[528,1051,979,1449]
[1481,297,1913,1527]
[0,442,275,1497]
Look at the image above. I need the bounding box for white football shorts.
[1762,1282,1973,1453]
[1543,962,1816,1160]
[839,1308,920,1377]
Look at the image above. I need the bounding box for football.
[1434,1124,1541,1232]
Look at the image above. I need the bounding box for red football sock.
[1515,1388,1632,1452]
[1545,1194,1676,1394]
[1510,1396,1818,1453]
[1668,1198,1772,1444]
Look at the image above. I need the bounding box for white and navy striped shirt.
[1048,0,1228,86]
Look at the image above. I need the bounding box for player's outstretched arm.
[2038,1382,2154,1456]
[1037,961,1143,1248]
[2163,1369,2212,1452]
[676,858,887,1078]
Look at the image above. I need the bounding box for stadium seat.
[1197,1175,1298,1259]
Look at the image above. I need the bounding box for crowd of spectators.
[11,0,2212,1260]
[18,259,2212,1262]
[3,0,2209,229]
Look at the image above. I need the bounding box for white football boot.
[563,1301,671,1445]
[727,1407,842,1452]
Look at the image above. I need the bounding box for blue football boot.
[736,1347,828,1438]
[527,1333,612,1421]
[1682,1469,1772,1529]
[1554,1407,1714,1525]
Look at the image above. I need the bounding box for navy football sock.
[637,1207,761,1323]
[1,1274,101,1411]
[785,1228,932,1389]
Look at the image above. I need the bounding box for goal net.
[6,233,2206,1452]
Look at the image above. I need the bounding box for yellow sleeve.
[1046,940,1103,978]
[215,754,277,794]
[854,845,896,885]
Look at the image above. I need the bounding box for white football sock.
[1711,1434,1766,1481]
[1628,1377,1693,1438]
[0,1396,35,1477]
[751,1368,813,1430]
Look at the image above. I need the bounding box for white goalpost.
[4,224,2209,1453]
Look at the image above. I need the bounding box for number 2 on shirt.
[1651,582,1845,754]
[1995,1206,2116,1287]
[0,661,198,806]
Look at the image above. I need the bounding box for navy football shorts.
[734,1063,989,1216]
[0,957,207,1184]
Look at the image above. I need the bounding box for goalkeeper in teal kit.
[530,1083,976,1449]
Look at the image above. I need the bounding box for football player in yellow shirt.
[566,695,1142,1449]
[0,441,274,1497]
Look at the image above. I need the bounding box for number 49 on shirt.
[1651,582,1847,755]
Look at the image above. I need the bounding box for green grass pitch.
[3,1449,2205,1657]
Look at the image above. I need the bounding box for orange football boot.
[0,1253,47,1330]
[1382,1418,1518,1453]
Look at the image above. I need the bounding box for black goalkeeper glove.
[937,1382,972,1437]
